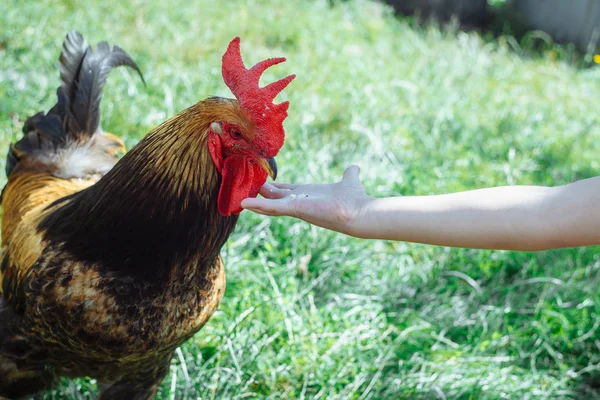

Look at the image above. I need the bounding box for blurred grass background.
[2,0,600,398]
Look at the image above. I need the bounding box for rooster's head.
[207,37,295,216]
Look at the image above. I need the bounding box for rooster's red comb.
[222,37,295,156]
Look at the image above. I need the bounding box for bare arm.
[241,166,600,251]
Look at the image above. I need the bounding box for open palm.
[241,166,371,235]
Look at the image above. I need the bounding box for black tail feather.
[68,33,145,136]
[58,30,88,104]
[6,30,144,177]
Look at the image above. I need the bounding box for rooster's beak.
[260,157,278,180]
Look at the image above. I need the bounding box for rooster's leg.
[98,355,171,400]
[0,296,55,398]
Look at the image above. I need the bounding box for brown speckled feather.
[0,32,250,400]
[0,102,239,400]
[0,172,98,299]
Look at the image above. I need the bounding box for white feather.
[32,135,119,179]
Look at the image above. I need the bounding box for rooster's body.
[0,32,293,399]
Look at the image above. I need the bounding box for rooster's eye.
[232,131,242,138]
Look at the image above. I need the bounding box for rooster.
[0,31,294,399]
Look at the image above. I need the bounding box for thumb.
[342,165,361,182]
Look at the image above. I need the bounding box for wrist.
[345,195,377,238]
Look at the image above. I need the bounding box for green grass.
[2,0,600,398]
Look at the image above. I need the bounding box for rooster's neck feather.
[39,103,238,280]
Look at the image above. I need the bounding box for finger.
[244,207,282,217]
[272,183,298,190]
[342,165,361,182]
[241,198,294,216]
[259,183,291,199]
[242,207,279,217]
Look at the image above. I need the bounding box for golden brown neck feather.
[119,97,250,204]
[39,99,242,279]
[113,105,217,209]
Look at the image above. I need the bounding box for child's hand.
[243,164,600,250]
[241,165,372,236]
